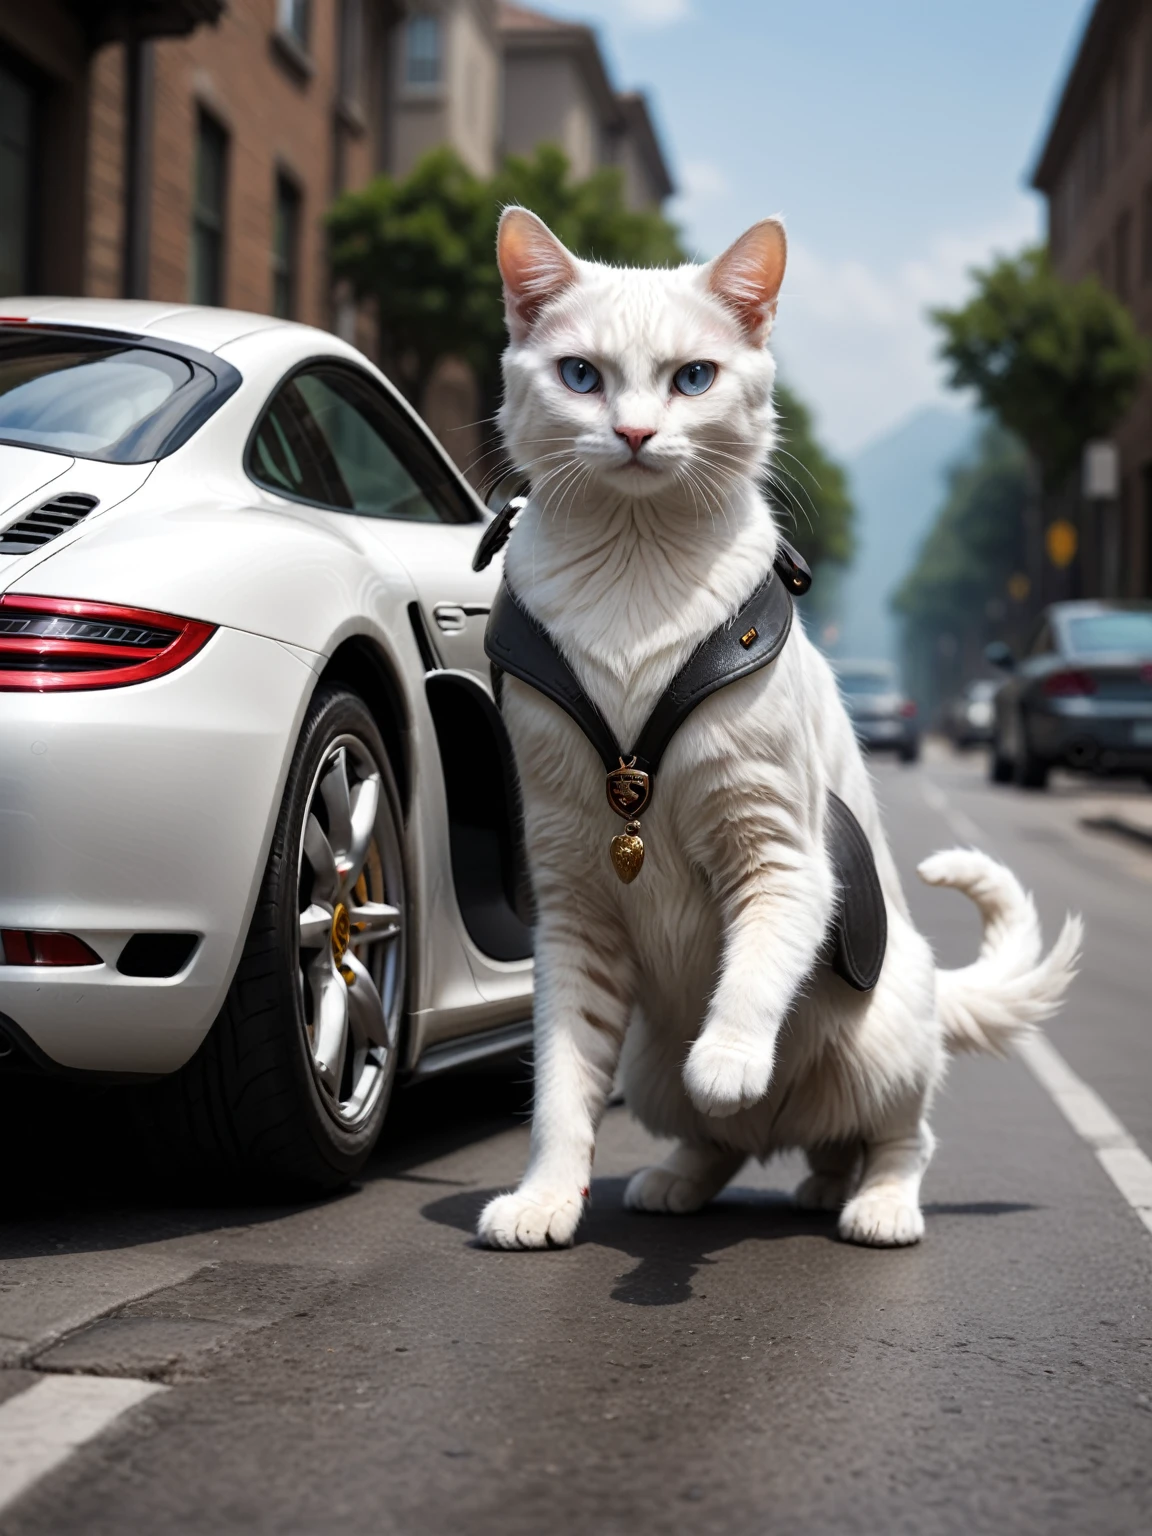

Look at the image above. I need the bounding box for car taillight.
[1141,663,1152,686]
[899,700,917,718]
[1042,669,1097,698]
[0,596,215,691]
[1,930,100,966]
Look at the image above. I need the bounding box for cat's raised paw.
[683,1037,772,1118]
[625,1165,714,1214]
[838,1189,924,1247]
[476,1187,583,1250]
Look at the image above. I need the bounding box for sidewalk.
[1077,793,1152,849]
[923,736,1152,853]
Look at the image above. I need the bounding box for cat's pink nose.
[616,427,656,456]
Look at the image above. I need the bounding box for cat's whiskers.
[759,463,816,535]
[682,457,735,538]
[461,434,575,483]
[673,462,705,535]
[546,462,589,529]
[526,456,585,588]
[678,462,718,536]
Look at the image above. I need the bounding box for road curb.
[1080,814,1152,851]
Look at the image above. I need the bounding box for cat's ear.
[497,207,579,341]
[706,218,787,341]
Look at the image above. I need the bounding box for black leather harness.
[479,530,886,991]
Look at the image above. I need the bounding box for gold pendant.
[605,761,651,819]
[610,821,645,883]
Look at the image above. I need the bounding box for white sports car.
[0,300,534,1188]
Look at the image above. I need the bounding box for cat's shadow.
[421,1177,1035,1307]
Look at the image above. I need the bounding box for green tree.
[892,423,1030,708]
[931,247,1148,491]
[769,382,853,570]
[327,144,684,413]
[327,147,495,408]
[492,144,684,269]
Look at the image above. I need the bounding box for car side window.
[249,363,472,523]
[1026,620,1053,658]
[249,377,353,508]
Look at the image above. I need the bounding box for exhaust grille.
[0,493,99,554]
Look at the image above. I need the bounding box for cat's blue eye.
[558,357,602,394]
[673,361,717,396]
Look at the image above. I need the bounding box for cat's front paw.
[683,1037,772,1118]
[476,1187,585,1250]
[838,1190,924,1247]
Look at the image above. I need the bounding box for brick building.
[0,0,671,463]
[1033,0,1152,600]
[384,2,671,205]
[497,3,672,209]
[1,0,402,340]
[0,0,670,314]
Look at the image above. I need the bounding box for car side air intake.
[0,493,98,554]
[116,933,200,978]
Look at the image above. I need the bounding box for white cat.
[476,207,1081,1250]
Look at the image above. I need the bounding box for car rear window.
[0,329,239,462]
[837,668,895,694]
[1066,611,1152,655]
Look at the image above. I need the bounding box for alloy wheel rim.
[296,734,404,1129]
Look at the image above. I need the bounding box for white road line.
[920,771,1152,1240]
[0,1375,165,1516]
[920,779,988,846]
[1017,1033,1152,1237]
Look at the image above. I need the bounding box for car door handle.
[433,603,489,634]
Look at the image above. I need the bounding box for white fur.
[476,212,1081,1252]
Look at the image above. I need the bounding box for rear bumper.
[852,717,917,751]
[0,627,314,1074]
[1030,705,1152,772]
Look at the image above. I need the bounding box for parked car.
[987,601,1152,789]
[944,678,1000,749]
[833,659,919,763]
[0,300,533,1189]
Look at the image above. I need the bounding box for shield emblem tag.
[605,766,651,820]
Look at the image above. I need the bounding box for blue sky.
[527,0,1092,453]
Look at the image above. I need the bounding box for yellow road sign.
[1045,519,1078,568]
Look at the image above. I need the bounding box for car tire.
[989,737,1014,784]
[899,737,920,764]
[137,686,408,1193]
[1013,716,1049,790]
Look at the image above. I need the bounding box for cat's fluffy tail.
[917,848,1082,1058]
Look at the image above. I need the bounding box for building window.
[1085,104,1106,198]
[1056,183,1075,259]
[190,111,227,307]
[338,0,363,109]
[1115,208,1132,301]
[1094,238,1109,286]
[277,0,311,49]
[272,175,301,319]
[1114,61,1129,160]
[0,61,34,296]
[404,14,441,86]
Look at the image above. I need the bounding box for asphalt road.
[1,750,1151,1536]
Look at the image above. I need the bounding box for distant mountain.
[831,406,976,663]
